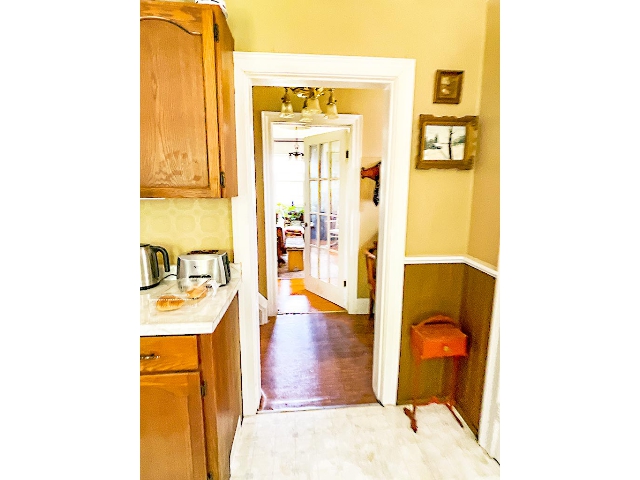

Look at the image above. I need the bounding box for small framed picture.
[433,70,464,104]
[416,115,478,170]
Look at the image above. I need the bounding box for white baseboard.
[258,294,269,325]
[350,298,370,315]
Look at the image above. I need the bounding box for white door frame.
[232,52,416,416]
[262,113,363,316]
[479,276,500,460]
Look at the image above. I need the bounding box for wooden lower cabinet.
[140,373,207,480]
[199,293,242,480]
[140,294,241,480]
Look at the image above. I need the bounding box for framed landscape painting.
[416,115,478,170]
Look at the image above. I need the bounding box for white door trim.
[233,52,416,415]
[262,113,363,317]
[479,276,500,460]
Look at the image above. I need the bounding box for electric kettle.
[140,243,170,290]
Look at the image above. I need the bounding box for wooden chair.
[276,226,285,265]
[284,225,305,239]
[365,247,377,320]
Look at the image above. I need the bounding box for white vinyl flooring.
[230,403,499,479]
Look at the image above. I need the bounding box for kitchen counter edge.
[140,263,241,337]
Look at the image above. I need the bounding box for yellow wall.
[252,88,268,297]
[142,0,496,267]
[229,0,488,256]
[140,198,234,265]
[468,0,500,268]
[252,87,384,299]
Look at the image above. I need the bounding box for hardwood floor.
[277,278,346,314]
[259,279,376,411]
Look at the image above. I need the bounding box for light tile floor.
[230,404,499,479]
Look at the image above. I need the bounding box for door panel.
[140,18,209,189]
[304,129,348,307]
[140,372,206,480]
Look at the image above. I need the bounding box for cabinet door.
[140,2,223,198]
[199,294,242,480]
[213,9,238,198]
[140,372,207,480]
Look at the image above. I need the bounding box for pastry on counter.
[156,295,185,311]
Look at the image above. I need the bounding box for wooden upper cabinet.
[140,1,237,198]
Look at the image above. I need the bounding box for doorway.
[269,123,350,310]
[259,119,378,412]
[232,52,417,416]
[262,113,364,318]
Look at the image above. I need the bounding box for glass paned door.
[304,129,349,308]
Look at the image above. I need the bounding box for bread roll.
[156,295,185,311]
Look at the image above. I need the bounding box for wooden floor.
[277,278,346,314]
[259,279,376,411]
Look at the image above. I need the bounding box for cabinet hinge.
[201,381,207,397]
[346,150,349,159]
[220,172,226,188]
[344,280,347,287]
[214,24,219,42]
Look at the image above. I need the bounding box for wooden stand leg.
[445,403,464,428]
[403,405,418,433]
[404,355,465,431]
[403,357,420,433]
[446,356,464,428]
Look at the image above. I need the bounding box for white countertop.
[140,263,241,337]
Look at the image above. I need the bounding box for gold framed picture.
[416,115,478,170]
[433,70,464,104]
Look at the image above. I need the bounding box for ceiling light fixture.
[289,140,304,158]
[279,87,339,122]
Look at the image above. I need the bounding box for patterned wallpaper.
[140,198,234,265]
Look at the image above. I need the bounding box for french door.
[303,129,349,307]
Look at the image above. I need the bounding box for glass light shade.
[306,97,321,114]
[279,88,295,118]
[280,101,294,118]
[325,102,338,119]
[300,108,313,123]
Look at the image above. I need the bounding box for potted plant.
[277,203,304,225]
[286,205,304,225]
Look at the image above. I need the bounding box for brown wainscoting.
[397,264,465,402]
[455,265,496,435]
[397,263,496,437]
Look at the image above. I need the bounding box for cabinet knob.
[140,353,159,361]
[443,345,450,352]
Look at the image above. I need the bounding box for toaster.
[176,250,231,286]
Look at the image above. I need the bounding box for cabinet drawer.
[410,324,468,360]
[140,336,199,373]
